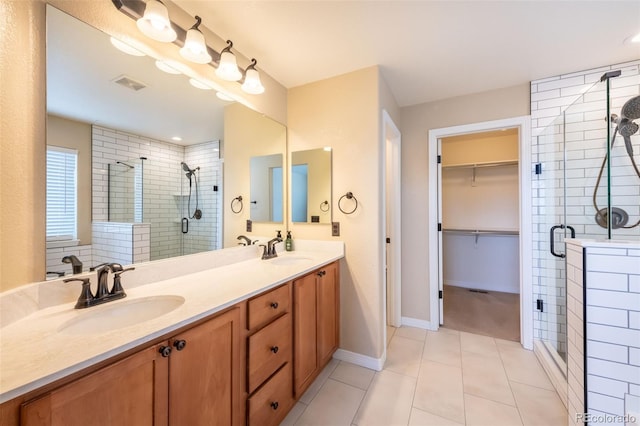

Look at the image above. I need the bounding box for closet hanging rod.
[441,160,518,170]
[442,228,519,236]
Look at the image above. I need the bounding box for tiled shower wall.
[92,125,221,262]
[530,60,640,356]
[182,141,222,255]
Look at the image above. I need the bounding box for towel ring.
[231,196,243,214]
[338,192,358,215]
[320,200,330,212]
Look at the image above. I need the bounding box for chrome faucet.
[237,235,252,246]
[61,255,83,274]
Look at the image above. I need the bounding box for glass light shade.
[215,51,242,81]
[180,28,212,64]
[110,37,145,56]
[136,0,177,42]
[241,68,265,94]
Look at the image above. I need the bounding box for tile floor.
[280,326,567,426]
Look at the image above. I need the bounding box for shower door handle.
[549,224,575,258]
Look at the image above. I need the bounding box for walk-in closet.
[440,129,520,341]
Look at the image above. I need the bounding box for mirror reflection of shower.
[181,161,202,221]
[108,157,145,222]
[593,94,640,229]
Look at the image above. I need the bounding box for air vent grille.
[112,75,147,91]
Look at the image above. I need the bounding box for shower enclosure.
[534,70,640,370]
[106,140,222,261]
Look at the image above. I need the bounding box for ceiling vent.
[112,75,147,91]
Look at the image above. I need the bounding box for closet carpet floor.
[443,284,520,342]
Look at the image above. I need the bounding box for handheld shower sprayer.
[180,162,202,220]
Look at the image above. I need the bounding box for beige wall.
[399,83,530,322]
[223,103,287,247]
[288,66,399,360]
[1,0,47,291]
[47,115,92,245]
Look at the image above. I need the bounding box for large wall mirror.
[45,5,286,277]
[291,148,332,224]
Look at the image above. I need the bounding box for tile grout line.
[496,336,526,426]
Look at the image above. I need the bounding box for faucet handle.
[63,278,94,309]
[111,267,134,296]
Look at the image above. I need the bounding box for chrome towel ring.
[231,195,243,214]
[338,192,358,215]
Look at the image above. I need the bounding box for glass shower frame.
[536,70,640,373]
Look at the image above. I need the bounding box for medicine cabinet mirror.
[291,148,332,224]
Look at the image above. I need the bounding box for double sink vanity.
[0,240,343,425]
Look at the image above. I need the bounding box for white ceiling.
[175,0,640,107]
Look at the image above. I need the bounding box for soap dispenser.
[285,231,293,251]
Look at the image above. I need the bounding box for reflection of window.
[46,146,77,242]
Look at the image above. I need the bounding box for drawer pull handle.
[317,270,326,277]
[271,401,279,410]
[159,345,172,357]
[173,339,187,351]
[271,346,279,354]
[270,302,279,309]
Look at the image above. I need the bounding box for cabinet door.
[21,344,169,426]
[317,262,339,367]
[293,272,318,397]
[168,307,242,426]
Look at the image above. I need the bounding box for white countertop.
[0,246,343,403]
[566,238,640,249]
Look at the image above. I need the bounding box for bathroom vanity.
[0,242,343,426]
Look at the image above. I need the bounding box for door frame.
[382,109,402,329]
[427,116,533,350]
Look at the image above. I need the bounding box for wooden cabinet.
[168,307,243,426]
[246,283,294,426]
[20,306,243,426]
[20,344,168,426]
[293,261,340,397]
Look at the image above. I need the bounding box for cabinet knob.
[270,346,279,354]
[270,302,279,309]
[270,401,279,410]
[173,339,187,351]
[159,345,172,357]
[316,271,323,277]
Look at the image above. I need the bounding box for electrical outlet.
[246,219,252,232]
[332,222,340,237]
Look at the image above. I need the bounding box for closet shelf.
[443,228,519,236]
[441,159,518,170]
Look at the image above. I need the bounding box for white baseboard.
[401,316,436,331]
[333,349,384,371]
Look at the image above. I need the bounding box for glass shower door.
[535,77,613,369]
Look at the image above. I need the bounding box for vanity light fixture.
[241,59,265,95]
[215,40,242,82]
[136,0,177,43]
[189,78,213,90]
[155,59,182,74]
[179,16,212,64]
[110,37,146,56]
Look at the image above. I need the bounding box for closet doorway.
[428,116,533,349]
[440,129,520,341]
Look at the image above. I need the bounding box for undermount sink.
[268,256,313,266]
[58,295,185,335]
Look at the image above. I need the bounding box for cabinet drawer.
[248,313,292,393]
[248,283,290,330]
[247,363,294,426]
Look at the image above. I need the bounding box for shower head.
[181,162,193,173]
[621,95,640,121]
